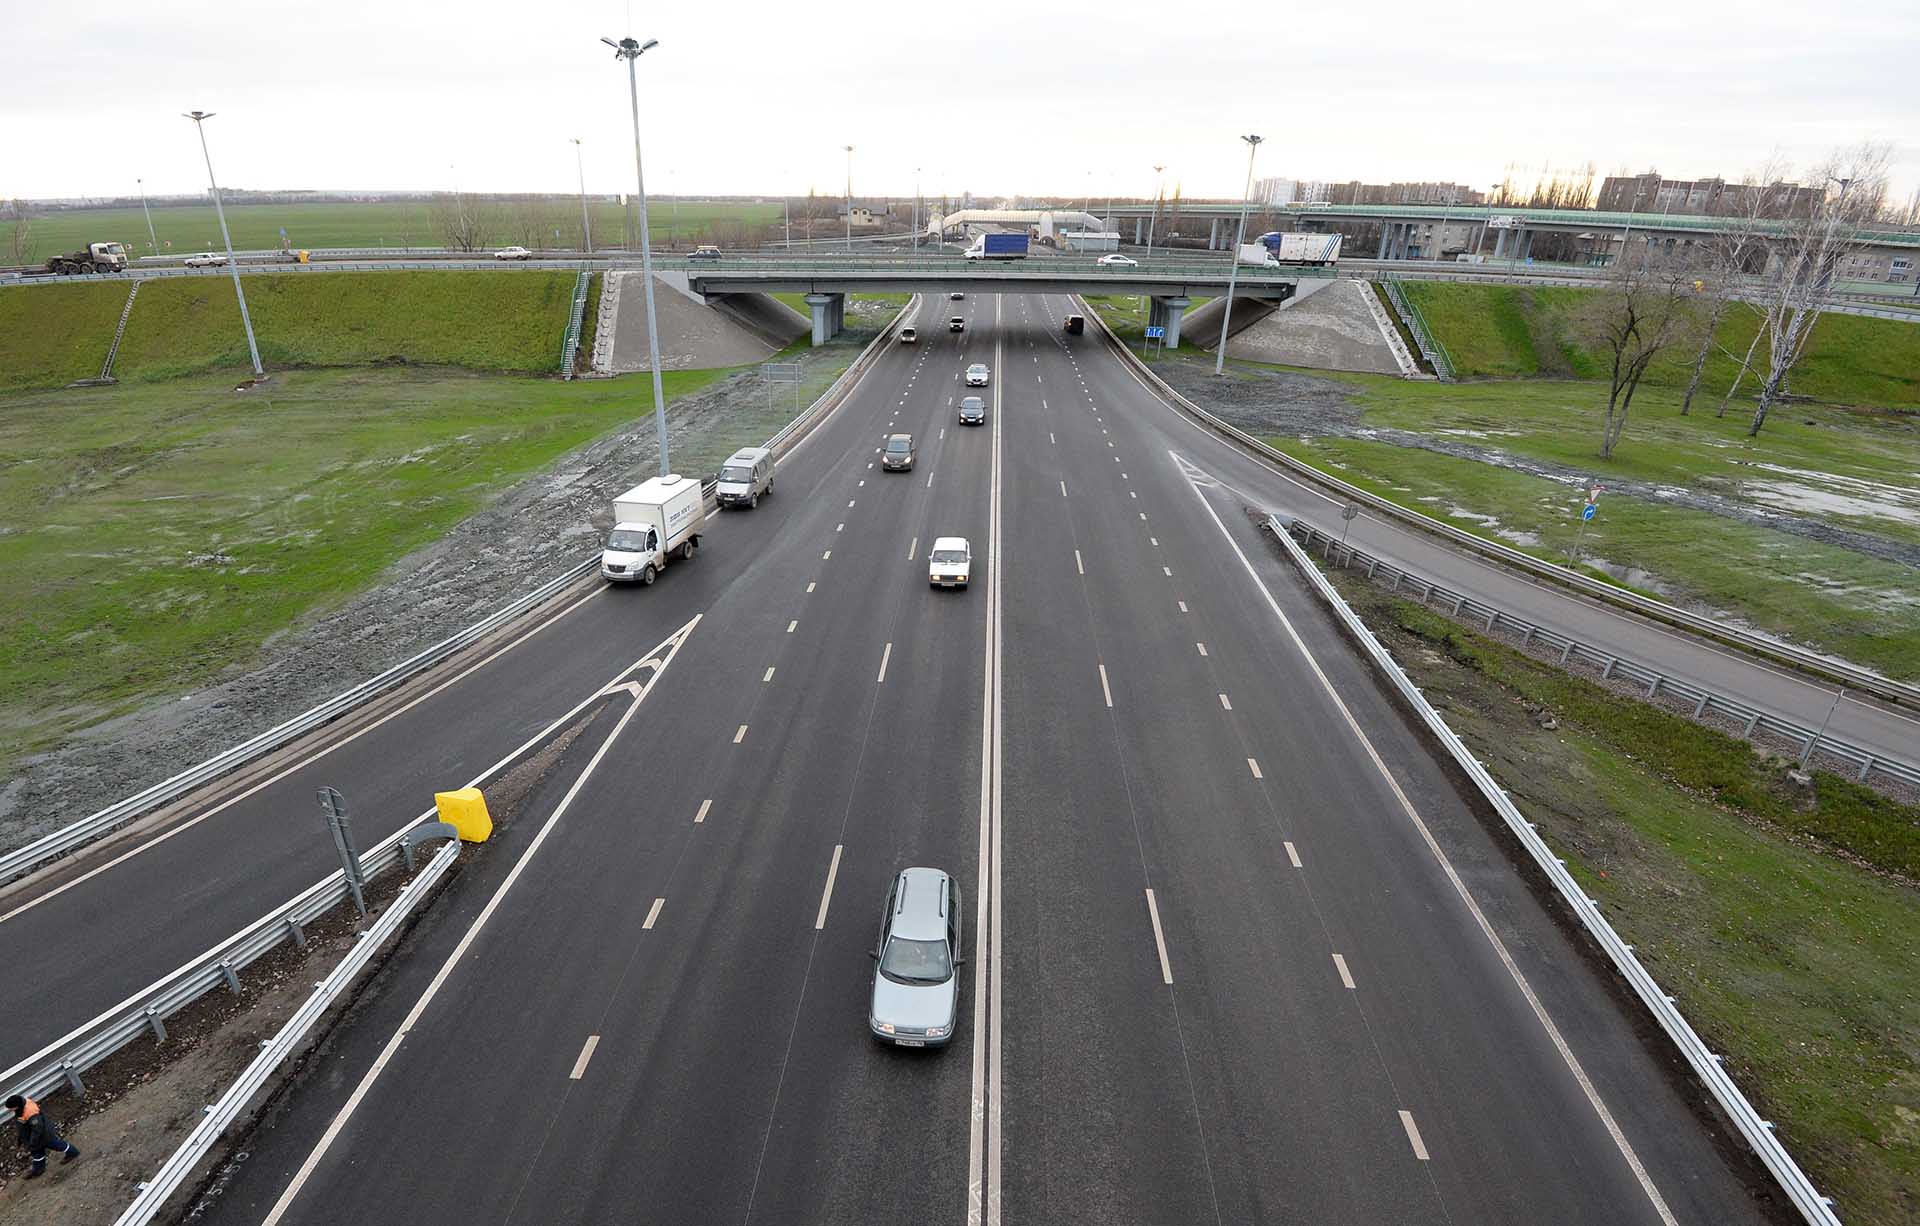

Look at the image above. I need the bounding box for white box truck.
[601,474,707,585]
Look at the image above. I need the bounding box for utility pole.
[571,138,592,253]
[602,35,673,478]
[183,111,263,379]
[844,145,854,252]
[1214,134,1263,376]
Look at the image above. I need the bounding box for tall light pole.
[183,112,262,379]
[1146,165,1165,259]
[1214,134,1263,376]
[137,177,159,255]
[602,35,673,479]
[571,138,592,253]
[913,166,922,255]
[843,145,854,252]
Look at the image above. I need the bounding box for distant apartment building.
[1255,177,1480,208]
[1597,172,1823,218]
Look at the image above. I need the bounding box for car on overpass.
[965,363,990,387]
[868,866,962,1048]
[1097,253,1138,267]
[928,537,971,589]
[689,245,722,261]
[183,252,227,267]
[493,246,532,261]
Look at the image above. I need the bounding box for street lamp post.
[602,35,673,479]
[183,111,262,379]
[1214,134,1263,376]
[913,166,922,256]
[1617,185,1647,268]
[1143,164,1166,322]
[137,177,159,255]
[844,145,854,252]
[570,138,592,254]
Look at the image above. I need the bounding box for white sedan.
[965,363,990,387]
[1097,253,1138,267]
[928,537,972,589]
[494,246,533,261]
[184,252,228,267]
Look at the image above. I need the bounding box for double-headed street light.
[1214,134,1263,376]
[601,35,672,479]
[183,111,263,379]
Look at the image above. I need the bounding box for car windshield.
[720,466,753,483]
[930,549,967,565]
[886,441,911,454]
[880,936,952,984]
[608,529,651,551]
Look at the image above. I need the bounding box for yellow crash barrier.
[434,787,493,843]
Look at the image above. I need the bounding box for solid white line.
[1248,758,1263,779]
[908,536,918,561]
[0,582,609,926]
[1399,1110,1430,1160]
[1099,663,1113,708]
[734,724,749,744]
[569,1034,600,1080]
[257,617,698,1226]
[1333,953,1357,990]
[1074,549,1084,575]
[815,844,843,930]
[695,799,712,824]
[643,897,664,929]
[1285,841,1302,868]
[763,666,775,683]
[1145,888,1173,984]
[877,642,893,684]
[1218,693,1232,710]
[786,620,797,634]
[1178,459,1679,1225]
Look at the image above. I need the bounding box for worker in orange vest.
[5,1095,80,1179]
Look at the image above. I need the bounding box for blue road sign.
[1582,504,1597,522]
[1145,326,1166,340]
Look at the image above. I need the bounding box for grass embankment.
[0,281,130,390]
[1082,294,1213,344]
[1401,281,1920,409]
[1335,574,1920,1225]
[0,366,731,772]
[770,291,911,320]
[2,201,784,259]
[113,272,578,381]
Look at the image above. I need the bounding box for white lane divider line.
[1129,491,1137,499]
[1151,537,1159,548]
[569,1035,601,1080]
[1041,398,1048,409]
[695,799,712,825]
[807,581,816,593]
[1285,841,1302,868]
[1049,432,1055,444]
[941,428,946,439]
[643,897,665,930]
[848,500,856,508]
[927,473,935,488]
[763,666,775,683]
[1178,601,1188,612]
[787,620,798,634]
[823,550,832,560]
[1059,480,1067,497]
[734,724,749,743]
[1247,757,1263,779]
[1099,663,1113,708]
[1145,888,1174,985]
[1196,642,1208,656]
[858,479,865,487]
[1075,549,1084,575]
[908,536,918,561]
[1218,693,1232,710]
[878,642,893,684]
[837,523,845,533]
[1333,953,1357,990]
[1162,566,1172,577]
[816,844,843,930]
[1399,1110,1429,1161]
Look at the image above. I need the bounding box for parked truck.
[601,474,707,585]
[964,232,1030,260]
[1252,232,1343,266]
[34,242,129,275]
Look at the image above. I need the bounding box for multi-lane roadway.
[40,292,1768,1225]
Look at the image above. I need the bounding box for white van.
[715,446,774,509]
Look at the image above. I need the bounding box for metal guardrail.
[1290,520,1919,790]
[112,834,460,1226]
[1380,279,1455,379]
[560,266,591,379]
[1266,515,1842,1226]
[1074,297,1920,711]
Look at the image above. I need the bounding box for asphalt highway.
[182,294,1771,1225]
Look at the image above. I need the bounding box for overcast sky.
[6,0,1916,207]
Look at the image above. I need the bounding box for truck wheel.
[679,540,695,561]
[749,493,758,509]
[640,564,657,586]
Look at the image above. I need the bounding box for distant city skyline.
[5,0,1915,205]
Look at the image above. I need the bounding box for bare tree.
[1571,253,1706,458]
[1678,162,1782,415]
[428,192,503,251]
[3,200,32,263]
[1742,145,1889,436]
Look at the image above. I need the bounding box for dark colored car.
[958,396,986,425]
[882,433,916,471]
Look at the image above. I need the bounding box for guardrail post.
[1797,732,1820,768]
[60,1060,84,1096]
[1647,676,1663,699]
[1449,595,1464,615]
[1693,694,1711,718]
[1388,571,1402,591]
[1558,642,1575,664]
[1743,712,1761,736]
[285,917,306,947]
[1485,610,1498,631]
[145,1005,168,1044]
[218,960,241,994]
[1858,757,1875,783]
[1601,657,1619,680]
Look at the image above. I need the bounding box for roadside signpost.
[1144,323,1165,355]
[1341,500,1360,545]
[761,360,804,421]
[316,786,368,917]
[1572,483,1602,565]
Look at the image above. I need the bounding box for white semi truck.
[600,474,707,585]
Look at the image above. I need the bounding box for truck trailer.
[601,474,707,585]
[964,232,1030,260]
[33,242,129,275]
[1253,232,1343,265]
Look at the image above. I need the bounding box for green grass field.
[0,366,740,771]
[1401,281,1920,409]
[0,281,131,390]
[3,200,784,260]
[1345,577,1920,1225]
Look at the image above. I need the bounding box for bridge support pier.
[1148,295,1192,348]
[1208,218,1222,250]
[1134,218,1145,244]
[804,292,845,347]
